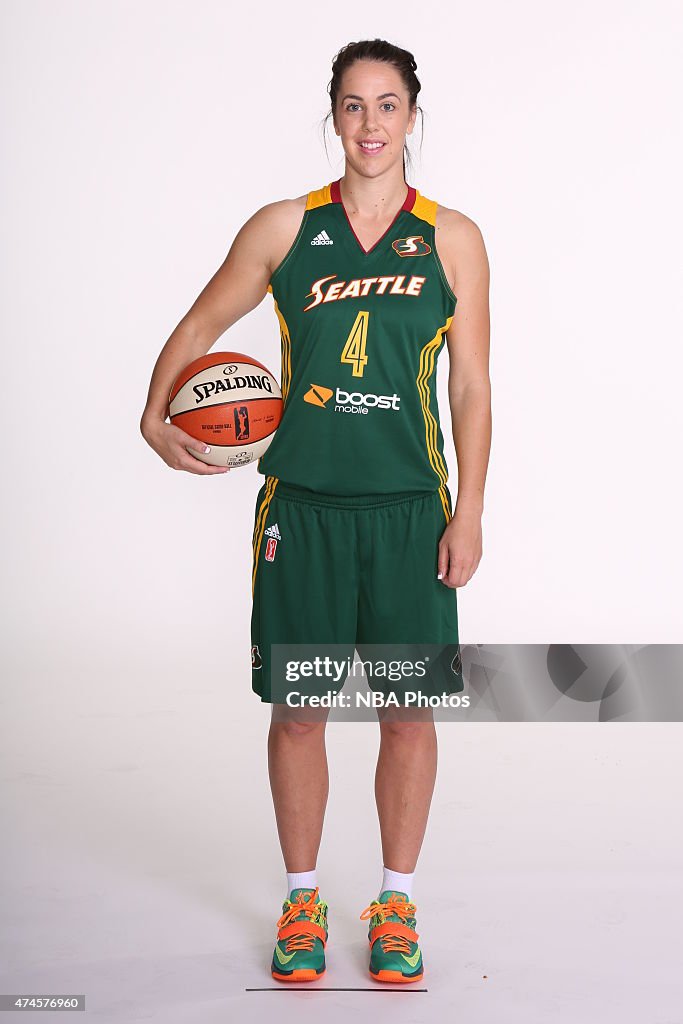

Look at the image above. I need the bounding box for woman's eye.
[345,102,395,112]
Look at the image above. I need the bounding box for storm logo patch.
[392,235,432,257]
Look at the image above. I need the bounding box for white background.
[2,0,682,666]
[1,2,682,1020]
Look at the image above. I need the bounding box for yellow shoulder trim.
[306,183,334,210]
[412,191,437,227]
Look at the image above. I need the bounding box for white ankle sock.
[286,869,317,897]
[380,866,414,900]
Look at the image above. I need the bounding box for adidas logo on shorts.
[311,229,333,245]
[265,522,282,540]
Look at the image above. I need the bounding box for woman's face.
[334,60,416,179]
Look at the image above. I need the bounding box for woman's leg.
[374,705,437,872]
[268,702,331,871]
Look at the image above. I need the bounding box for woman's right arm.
[140,198,303,474]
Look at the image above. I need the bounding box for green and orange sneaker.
[271,886,328,982]
[359,890,424,983]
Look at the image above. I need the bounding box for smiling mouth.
[358,141,386,154]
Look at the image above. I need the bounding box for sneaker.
[271,886,328,982]
[359,889,424,983]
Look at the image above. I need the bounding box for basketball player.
[140,39,491,985]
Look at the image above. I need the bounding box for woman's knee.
[377,709,434,739]
[270,704,329,738]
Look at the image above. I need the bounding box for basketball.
[168,351,282,468]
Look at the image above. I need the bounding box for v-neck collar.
[330,178,417,256]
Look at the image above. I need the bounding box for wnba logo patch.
[264,522,282,562]
[251,644,262,669]
[392,235,431,257]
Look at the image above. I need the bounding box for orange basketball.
[168,351,282,468]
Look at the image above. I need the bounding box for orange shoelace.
[359,896,418,954]
[275,886,324,952]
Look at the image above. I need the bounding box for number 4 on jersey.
[340,310,369,378]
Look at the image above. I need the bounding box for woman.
[141,38,491,985]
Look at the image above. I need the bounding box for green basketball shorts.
[250,475,464,704]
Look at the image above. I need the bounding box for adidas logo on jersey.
[265,522,282,540]
[311,229,334,245]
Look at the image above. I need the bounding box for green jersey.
[256,178,457,509]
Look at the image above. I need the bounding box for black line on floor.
[246,987,428,991]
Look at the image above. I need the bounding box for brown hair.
[322,39,424,180]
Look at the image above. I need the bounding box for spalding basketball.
[168,352,282,468]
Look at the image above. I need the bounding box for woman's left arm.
[435,207,492,588]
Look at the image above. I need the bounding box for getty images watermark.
[257,643,683,722]
[263,643,464,720]
[281,648,466,708]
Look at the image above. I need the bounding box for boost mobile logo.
[304,384,400,412]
